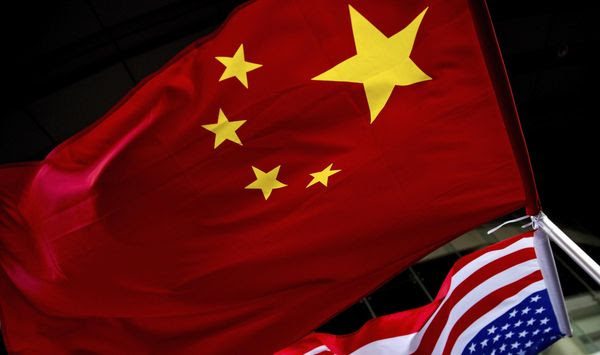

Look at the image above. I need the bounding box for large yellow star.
[313,6,432,123]
[215,44,262,88]
[202,109,246,148]
[245,165,287,200]
[306,163,341,188]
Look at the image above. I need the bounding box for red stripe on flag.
[449,231,533,277]
[441,270,544,354]
[415,247,536,354]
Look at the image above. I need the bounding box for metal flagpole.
[536,212,600,286]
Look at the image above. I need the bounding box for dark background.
[0,0,598,350]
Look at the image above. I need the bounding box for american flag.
[277,230,571,355]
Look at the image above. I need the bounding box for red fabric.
[0,0,537,353]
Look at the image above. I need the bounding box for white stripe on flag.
[450,280,546,354]
[351,333,416,355]
[304,345,331,355]
[430,259,540,354]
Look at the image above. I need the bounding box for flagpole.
[537,212,600,286]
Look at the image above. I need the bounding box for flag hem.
[468,0,541,215]
[533,228,573,336]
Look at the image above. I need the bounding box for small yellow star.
[306,163,341,188]
[313,6,431,123]
[215,44,262,88]
[245,165,287,200]
[202,109,246,148]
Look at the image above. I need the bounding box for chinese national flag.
[0,0,539,354]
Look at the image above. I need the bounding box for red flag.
[0,0,538,353]
[276,231,571,355]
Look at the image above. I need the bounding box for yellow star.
[306,163,341,188]
[245,165,287,200]
[313,6,432,123]
[202,109,246,148]
[215,44,262,88]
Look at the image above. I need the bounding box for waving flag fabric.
[1,0,540,353]
[278,230,571,355]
